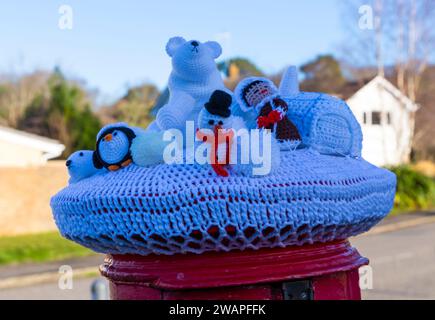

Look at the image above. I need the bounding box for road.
[0,277,107,300]
[352,222,435,300]
[1,222,435,300]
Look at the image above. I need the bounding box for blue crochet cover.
[51,148,396,255]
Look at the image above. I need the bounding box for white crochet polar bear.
[147,37,228,133]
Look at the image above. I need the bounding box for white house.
[345,76,419,167]
[0,126,65,167]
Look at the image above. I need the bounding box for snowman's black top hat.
[204,90,232,118]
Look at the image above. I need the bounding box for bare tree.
[340,0,435,101]
[374,0,385,77]
[0,71,51,127]
[395,0,406,92]
[338,1,378,75]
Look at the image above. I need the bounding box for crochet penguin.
[197,90,243,177]
[93,123,137,171]
[66,150,103,184]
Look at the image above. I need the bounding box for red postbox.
[100,239,366,300]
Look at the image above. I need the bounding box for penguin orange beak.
[104,133,113,142]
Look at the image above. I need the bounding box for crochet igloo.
[51,39,396,256]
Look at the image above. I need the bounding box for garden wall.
[0,161,67,236]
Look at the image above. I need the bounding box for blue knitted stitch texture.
[51,148,396,256]
[232,93,362,158]
[284,93,363,158]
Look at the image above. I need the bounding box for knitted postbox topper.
[51,38,396,256]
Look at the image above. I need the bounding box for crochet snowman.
[197,90,243,177]
[235,77,301,147]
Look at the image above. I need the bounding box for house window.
[372,111,381,125]
[363,112,367,124]
[386,112,391,125]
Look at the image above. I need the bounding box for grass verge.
[0,232,94,266]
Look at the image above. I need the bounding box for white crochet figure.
[197,90,279,177]
[196,90,244,177]
[197,90,244,131]
[148,37,229,134]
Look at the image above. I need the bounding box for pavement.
[0,211,434,300]
[0,255,103,280]
[0,276,108,300]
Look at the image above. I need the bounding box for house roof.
[0,126,65,160]
[338,79,372,100]
[343,76,420,112]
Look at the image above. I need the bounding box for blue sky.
[0,0,346,104]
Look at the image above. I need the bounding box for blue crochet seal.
[51,148,396,256]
